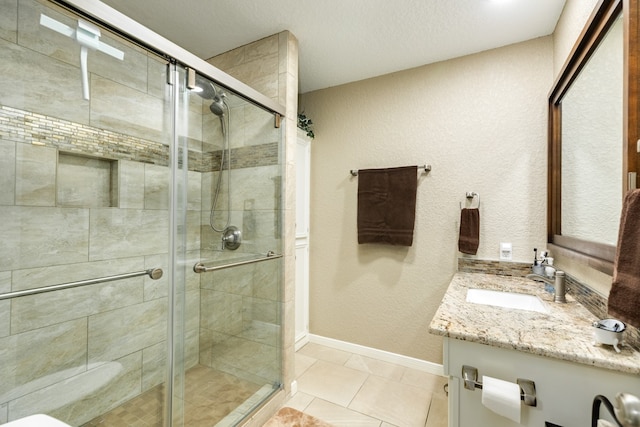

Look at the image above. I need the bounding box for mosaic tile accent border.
[0,104,171,167]
[458,257,640,350]
[457,258,532,277]
[201,143,279,172]
[0,105,278,173]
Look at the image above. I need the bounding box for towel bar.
[350,164,431,177]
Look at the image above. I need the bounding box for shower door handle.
[193,251,282,273]
[0,268,163,301]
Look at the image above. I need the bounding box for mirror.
[560,15,623,246]
[547,0,637,274]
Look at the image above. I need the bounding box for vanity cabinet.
[444,338,640,427]
[430,273,640,427]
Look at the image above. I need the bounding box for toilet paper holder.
[462,365,537,407]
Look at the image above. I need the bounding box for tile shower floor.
[283,343,448,427]
[81,365,263,427]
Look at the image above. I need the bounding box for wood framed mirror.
[548,0,640,275]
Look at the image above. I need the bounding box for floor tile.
[297,360,369,407]
[298,343,352,365]
[295,352,318,378]
[425,394,448,427]
[348,375,432,427]
[285,391,315,412]
[283,343,449,427]
[344,354,405,382]
[305,398,382,427]
[401,368,448,397]
[81,364,261,427]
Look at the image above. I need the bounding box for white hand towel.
[597,420,616,427]
[481,376,521,423]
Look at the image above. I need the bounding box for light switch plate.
[500,242,512,260]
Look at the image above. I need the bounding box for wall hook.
[460,192,480,209]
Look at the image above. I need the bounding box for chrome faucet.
[526,269,567,303]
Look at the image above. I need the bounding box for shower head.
[190,76,228,134]
[191,76,227,117]
[209,93,227,117]
[192,80,217,100]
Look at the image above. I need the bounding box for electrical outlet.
[500,242,512,260]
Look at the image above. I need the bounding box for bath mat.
[263,407,334,427]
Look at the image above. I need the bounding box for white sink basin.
[466,288,548,313]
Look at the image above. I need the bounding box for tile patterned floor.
[282,343,448,427]
[80,343,448,427]
[82,365,263,426]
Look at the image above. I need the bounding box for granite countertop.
[429,272,640,375]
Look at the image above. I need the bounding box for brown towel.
[357,166,417,246]
[608,189,640,328]
[458,208,480,255]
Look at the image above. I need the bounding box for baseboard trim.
[307,334,445,376]
[294,334,310,351]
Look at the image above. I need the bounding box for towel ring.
[460,192,480,209]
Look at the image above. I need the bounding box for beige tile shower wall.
[0,0,202,424]
[206,30,298,399]
[198,259,281,384]
[300,37,553,363]
[197,108,283,384]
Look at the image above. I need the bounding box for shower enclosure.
[0,0,285,426]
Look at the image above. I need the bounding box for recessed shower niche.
[56,152,118,207]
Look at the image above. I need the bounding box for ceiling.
[99,0,567,94]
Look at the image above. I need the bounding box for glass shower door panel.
[188,71,284,425]
[0,1,173,425]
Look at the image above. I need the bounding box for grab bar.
[0,268,163,301]
[194,251,282,273]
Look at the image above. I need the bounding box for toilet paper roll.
[481,376,521,423]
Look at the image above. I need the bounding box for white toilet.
[3,414,71,427]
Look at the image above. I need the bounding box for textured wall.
[552,0,600,76]
[300,37,553,362]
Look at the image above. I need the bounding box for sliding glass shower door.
[0,1,283,426]
[176,69,284,426]
[0,0,180,425]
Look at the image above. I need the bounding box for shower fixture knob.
[222,226,242,250]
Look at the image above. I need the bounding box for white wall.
[301,36,553,362]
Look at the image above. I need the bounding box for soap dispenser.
[532,248,544,275]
